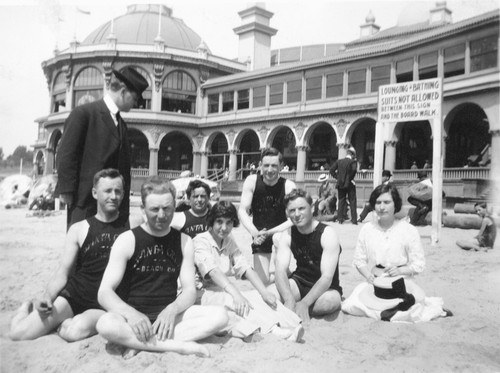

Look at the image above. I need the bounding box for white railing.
[134,167,489,181]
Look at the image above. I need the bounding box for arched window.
[52,72,66,113]
[120,66,152,110]
[73,67,103,107]
[161,71,197,114]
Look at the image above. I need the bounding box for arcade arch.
[394,121,432,169]
[305,122,337,170]
[444,103,490,167]
[158,132,193,170]
[348,118,376,169]
[129,129,149,168]
[208,132,229,172]
[270,126,297,170]
[161,70,197,114]
[236,130,260,170]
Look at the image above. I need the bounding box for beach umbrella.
[28,174,57,207]
[0,174,32,206]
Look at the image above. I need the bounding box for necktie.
[115,111,123,140]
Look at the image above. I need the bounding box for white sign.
[378,78,442,122]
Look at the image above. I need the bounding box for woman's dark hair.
[207,201,239,228]
[368,183,402,213]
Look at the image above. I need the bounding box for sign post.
[378,78,443,245]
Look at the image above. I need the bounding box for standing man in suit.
[56,67,148,228]
[330,147,358,224]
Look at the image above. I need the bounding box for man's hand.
[232,293,253,317]
[34,296,53,317]
[260,290,277,309]
[153,304,179,341]
[59,193,73,206]
[384,266,403,277]
[295,301,310,324]
[126,310,153,343]
[253,229,268,245]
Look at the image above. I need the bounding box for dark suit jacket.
[329,157,357,189]
[55,99,131,214]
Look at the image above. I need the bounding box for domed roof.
[83,4,209,52]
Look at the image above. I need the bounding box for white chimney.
[233,3,277,70]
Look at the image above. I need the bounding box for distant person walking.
[330,147,358,224]
[55,67,148,228]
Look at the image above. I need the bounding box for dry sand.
[1,206,499,373]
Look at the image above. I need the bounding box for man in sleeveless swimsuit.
[171,179,211,238]
[239,148,296,284]
[96,177,228,357]
[9,168,129,341]
[274,189,342,324]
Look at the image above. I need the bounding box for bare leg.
[96,306,227,358]
[253,253,272,284]
[58,309,106,342]
[456,239,482,251]
[311,289,341,316]
[9,297,74,341]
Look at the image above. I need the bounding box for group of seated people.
[9,167,466,358]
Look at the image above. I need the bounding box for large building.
[33,2,499,206]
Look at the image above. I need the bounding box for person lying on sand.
[272,189,343,324]
[9,169,130,342]
[96,177,228,358]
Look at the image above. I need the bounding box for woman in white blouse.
[193,201,303,342]
[353,183,425,283]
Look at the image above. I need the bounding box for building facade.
[33,3,499,204]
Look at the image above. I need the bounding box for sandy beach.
[1,206,499,373]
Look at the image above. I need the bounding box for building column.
[44,148,54,175]
[337,142,350,159]
[295,145,308,182]
[490,129,500,211]
[200,151,209,178]
[228,149,238,181]
[384,141,397,171]
[148,148,159,176]
[192,151,201,176]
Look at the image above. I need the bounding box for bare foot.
[122,348,140,360]
[176,341,210,357]
[286,325,305,343]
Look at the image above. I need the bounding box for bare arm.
[206,267,253,317]
[35,221,86,315]
[260,179,296,236]
[275,232,295,310]
[238,175,259,238]
[243,268,277,309]
[170,212,186,231]
[97,231,155,341]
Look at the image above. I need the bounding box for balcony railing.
[132,167,490,181]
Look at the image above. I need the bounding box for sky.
[0,0,498,157]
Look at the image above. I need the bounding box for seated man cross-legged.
[274,189,343,324]
[9,168,130,341]
[96,176,228,357]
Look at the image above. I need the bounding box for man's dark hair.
[284,188,313,207]
[260,147,283,163]
[207,201,239,228]
[141,176,176,205]
[186,179,211,199]
[93,168,124,187]
[368,183,402,213]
